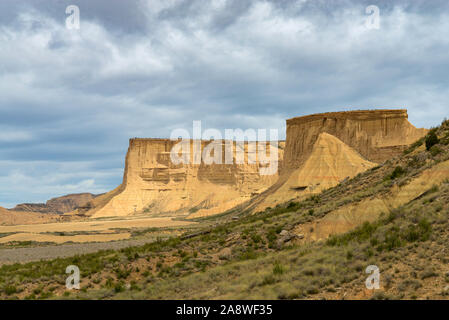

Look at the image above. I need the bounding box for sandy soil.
[0,216,194,245]
[0,232,131,244]
[0,216,194,234]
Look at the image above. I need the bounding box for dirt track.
[0,238,158,265]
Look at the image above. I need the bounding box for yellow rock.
[85,139,283,218]
[79,109,427,218]
[253,132,377,210]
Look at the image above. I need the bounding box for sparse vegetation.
[388,166,406,180]
[426,130,439,150]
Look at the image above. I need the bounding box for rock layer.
[252,132,378,210]
[251,109,427,210]
[80,109,427,218]
[284,109,427,168]
[83,139,283,218]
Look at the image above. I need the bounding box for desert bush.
[402,219,431,243]
[114,282,125,293]
[260,275,276,286]
[3,285,17,295]
[426,131,439,150]
[398,279,422,291]
[114,267,131,279]
[273,262,285,275]
[251,233,263,244]
[430,145,443,157]
[420,268,438,280]
[287,201,299,209]
[389,166,406,180]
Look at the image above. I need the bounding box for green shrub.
[327,221,377,246]
[287,202,298,209]
[114,283,125,293]
[402,220,431,243]
[346,251,353,260]
[390,166,406,180]
[273,262,285,275]
[251,233,262,244]
[114,267,131,279]
[426,131,439,150]
[430,145,443,157]
[4,285,17,295]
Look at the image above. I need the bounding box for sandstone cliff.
[79,109,427,218]
[252,132,377,210]
[252,109,428,210]
[284,109,427,168]
[82,139,283,218]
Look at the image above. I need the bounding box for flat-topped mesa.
[284,109,427,167]
[86,138,284,218]
[80,109,427,218]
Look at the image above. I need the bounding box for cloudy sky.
[1,0,448,208]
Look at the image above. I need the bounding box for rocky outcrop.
[250,110,427,211]
[83,139,283,218]
[284,109,427,168]
[13,193,98,214]
[252,132,378,210]
[79,109,427,218]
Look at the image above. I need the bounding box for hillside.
[13,193,98,214]
[0,207,62,225]
[0,118,447,300]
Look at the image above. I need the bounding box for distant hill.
[12,193,99,214]
[0,206,61,225]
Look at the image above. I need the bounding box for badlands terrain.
[3,109,449,300]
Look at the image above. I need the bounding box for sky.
[1,0,448,208]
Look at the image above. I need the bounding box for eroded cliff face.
[252,132,378,211]
[81,109,427,218]
[86,139,283,218]
[284,109,427,168]
[252,109,428,211]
